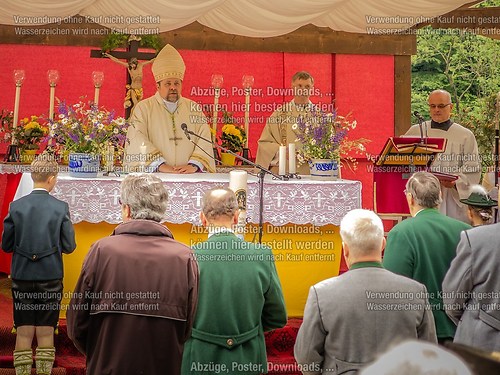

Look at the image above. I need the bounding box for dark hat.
[460,191,498,207]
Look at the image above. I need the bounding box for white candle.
[140,142,147,170]
[212,88,220,142]
[279,145,287,175]
[288,143,296,174]
[49,85,56,120]
[13,85,21,129]
[106,143,114,171]
[244,89,250,148]
[94,86,100,106]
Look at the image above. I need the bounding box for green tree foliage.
[411,6,500,170]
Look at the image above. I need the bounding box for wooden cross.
[90,35,157,118]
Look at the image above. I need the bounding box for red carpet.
[0,275,301,374]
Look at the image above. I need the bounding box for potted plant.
[4,115,49,163]
[48,101,130,177]
[217,111,247,166]
[293,107,368,179]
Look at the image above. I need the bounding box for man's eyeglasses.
[428,103,451,109]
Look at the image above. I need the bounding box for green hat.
[460,192,498,207]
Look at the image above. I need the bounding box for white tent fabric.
[0,0,474,36]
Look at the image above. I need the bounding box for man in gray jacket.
[443,223,500,352]
[294,209,437,374]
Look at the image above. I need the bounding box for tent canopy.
[0,0,476,37]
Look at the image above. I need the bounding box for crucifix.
[90,35,157,118]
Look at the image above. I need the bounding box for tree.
[412,23,500,170]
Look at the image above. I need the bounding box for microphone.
[413,111,425,122]
[180,123,190,140]
[413,111,426,142]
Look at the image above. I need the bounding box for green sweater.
[182,232,287,375]
[383,209,471,339]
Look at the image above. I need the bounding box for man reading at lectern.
[404,89,480,223]
[124,44,215,173]
[256,71,315,175]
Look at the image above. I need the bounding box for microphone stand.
[183,128,288,244]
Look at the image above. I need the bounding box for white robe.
[125,93,215,172]
[405,121,481,222]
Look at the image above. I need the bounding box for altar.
[2,169,362,316]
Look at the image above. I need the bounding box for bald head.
[202,188,238,222]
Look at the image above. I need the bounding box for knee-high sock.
[35,347,55,375]
[13,349,33,375]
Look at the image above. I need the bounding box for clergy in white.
[404,89,481,223]
[125,44,215,173]
[256,71,315,175]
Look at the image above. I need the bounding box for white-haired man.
[294,209,437,374]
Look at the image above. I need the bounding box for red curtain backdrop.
[0,44,395,210]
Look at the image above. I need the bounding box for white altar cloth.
[13,172,362,226]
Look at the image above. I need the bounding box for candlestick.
[289,143,296,174]
[139,142,147,172]
[279,145,287,176]
[49,86,55,120]
[92,71,104,106]
[12,70,25,130]
[105,143,114,172]
[229,170,248,239]
[211,74,224,142]
[242,75,254,148]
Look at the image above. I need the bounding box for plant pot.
[308,158,339,180]
[68,153,100,178]
[20,148,38,164]
[220,152,237,166]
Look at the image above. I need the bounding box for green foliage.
[412,26,500,170]
[101,33,163,52]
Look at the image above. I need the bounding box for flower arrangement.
[293,107,369,169]
[48,101,130,160]
[8,115,49,151]
[217,111,247,153]
[0,109,14,143]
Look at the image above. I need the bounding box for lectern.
[373,137,448,216]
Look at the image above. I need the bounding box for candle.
[47,70,59,121]
[12,70,25,129]
[244,89,250,148]
[289,143,296,174]
[92,71,104,106]
[229,170,248,239]
[106,143,114,171]
[279,145,287,175]
[49,85,56,120]
[242,75,254,149]
[94,86,100,106]
[212,88,220,141]
[140,142,147,171]
[13,85,21,129]
[211,74,223,143]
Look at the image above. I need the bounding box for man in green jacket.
[383,171,471,343]
[181,188,287,375]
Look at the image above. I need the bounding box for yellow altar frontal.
[63,222,341,317]
[13,172,361,317]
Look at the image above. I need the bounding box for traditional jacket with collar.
[294,262,437,374]
[383,208,471,339]
[1,190,76,280]
[181,231,287,375]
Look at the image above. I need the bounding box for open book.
[375,137,447,166]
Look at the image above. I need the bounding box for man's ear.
[232,210,239,225]
[200,212,208,227]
